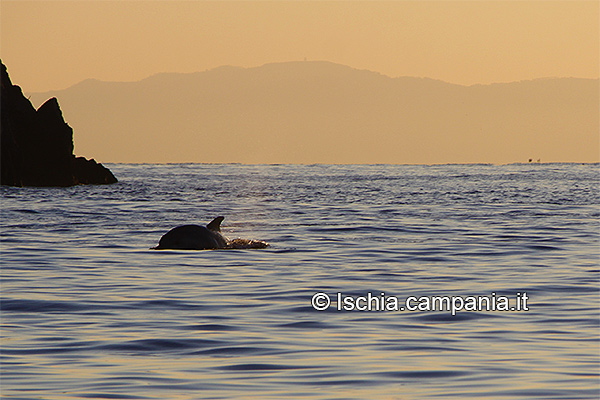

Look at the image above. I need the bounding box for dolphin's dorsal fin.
[207,216,225,232]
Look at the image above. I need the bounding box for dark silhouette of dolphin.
[153,216,268,250]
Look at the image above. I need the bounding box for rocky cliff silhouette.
[1,60,117,186]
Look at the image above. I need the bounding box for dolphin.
[153,216,268,250]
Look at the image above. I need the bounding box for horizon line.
[101,161,600,166]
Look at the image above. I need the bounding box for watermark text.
[311,292,529,315]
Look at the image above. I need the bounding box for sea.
[1,163,598,400]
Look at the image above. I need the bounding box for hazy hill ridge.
[28,61,599,164]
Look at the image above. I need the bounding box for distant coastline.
[27,61,599,165]
[28,61,600,94]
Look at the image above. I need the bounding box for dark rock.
[1,60,117,187]
[72,156,117,185]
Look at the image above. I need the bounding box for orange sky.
[1,1,598,92]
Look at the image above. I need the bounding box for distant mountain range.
[28,61,599,164]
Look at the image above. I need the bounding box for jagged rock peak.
[1,59,117,187]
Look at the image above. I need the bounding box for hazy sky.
[1,1,598,92]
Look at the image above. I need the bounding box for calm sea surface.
[1,163,598,400]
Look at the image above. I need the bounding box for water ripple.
[1,163,598,400]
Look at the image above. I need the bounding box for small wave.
[179,323,238,332]
[193,346,281,356]
[376,370,471,379]
[268,247,298,253]
[379,345,466,353]
[1,298,86,313]
[216,363,314,371]
[526,244,562,251]
[14,209,40,214]
[75,392,150,399]
[277,320,331,329]
[2,340,99,355]
[408,311,494,323]
[97,338,224,354]
[306,225,418,234]
[128,299,206,310]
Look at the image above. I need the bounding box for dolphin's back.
[155,224,227,250]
